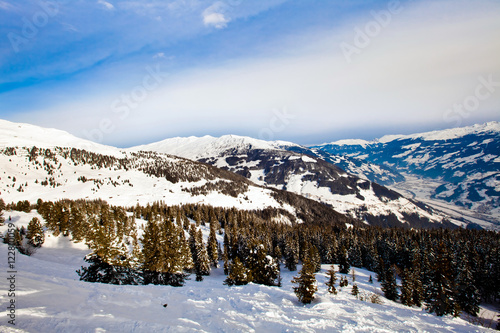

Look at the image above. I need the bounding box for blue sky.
[1,0,499,147]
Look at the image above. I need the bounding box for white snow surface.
[129,135,299,160]
[0,211,493,333]
[0,119,123,157]
[323,121,500,146]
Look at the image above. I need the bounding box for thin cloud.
[98,0,115,10]
[203,3,229,29]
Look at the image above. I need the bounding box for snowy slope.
[0,120,355,227]
[314,122,500,227]
[0,119,122,157]
[0,211,494,333]
[133,136,453,229]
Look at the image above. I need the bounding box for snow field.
[0,212,493,333]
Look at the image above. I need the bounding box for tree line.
[2,198,499,321]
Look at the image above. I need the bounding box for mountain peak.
[130,134,299,160]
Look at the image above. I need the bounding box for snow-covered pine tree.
[26,217,44,247]
[77,253,143,285]
[207,222,219,268]
[425,241,460,317]
[455,253,479,316]
[194,229,210,281]
[325,265,337,294]
[292,259,318,304]
[224,257,249,286]
[247,242,280,286]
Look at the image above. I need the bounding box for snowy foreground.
[0,212,494,332]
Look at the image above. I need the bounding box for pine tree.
[308,245,322,273]
[247,242,280,286]
[381,264,398,301]
[0,198,5,225]
[348,244,362,268]
[401,268,415,306]
[351,284,359,299]
[26,217,44,247]
[325,265,337,294]
[338,246,350,274]
[284,238,299,271]
[455,254,479,316]
[292,259,318,304]
[207,222,219,268]
[194,229,210,281]
[77,254,143,285]
[425,241,460,317]
[224,257,249,286]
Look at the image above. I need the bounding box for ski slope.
[0,211,493,332]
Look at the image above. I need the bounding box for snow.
[321,139,371,147]
[129,135,299,161]
[0,212,493,332]
[0,146,289,213]
[318,121,500,147]
[0,119,123,157]
[301,156,316,163]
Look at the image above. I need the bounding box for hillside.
[0,210,496,332]
[0,120,353,227]
[131,135,454,229]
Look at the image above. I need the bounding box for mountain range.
[1,119,499,230]
[313,121,500,228]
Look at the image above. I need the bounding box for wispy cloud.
[203,2,230,29]
[97,0,115,11]
[0,1,14,11]
[2,0,499,146]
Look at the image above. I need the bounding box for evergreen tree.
[292,259,318,304]
[207,222,219,268]
[401,268,415,306]
[338,246,350,274]
[426,241,460,317]
[224,257,249,286]
[351,284,359,299]
[26,217,44,247]
[77,254,143,285]
[455,254,479,316]
[381,264,398,301]
[308,245,321,273]
[325,265,337,294]
[284,238,299,271]
[348,244,362,268]
[0,198,5,225]
[247,242,280,286]
[141,219,190,286]
[194,230,210,281]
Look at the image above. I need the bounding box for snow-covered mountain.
[131,135,454,229]
[0,120,354,227]
[313,122,500,224]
